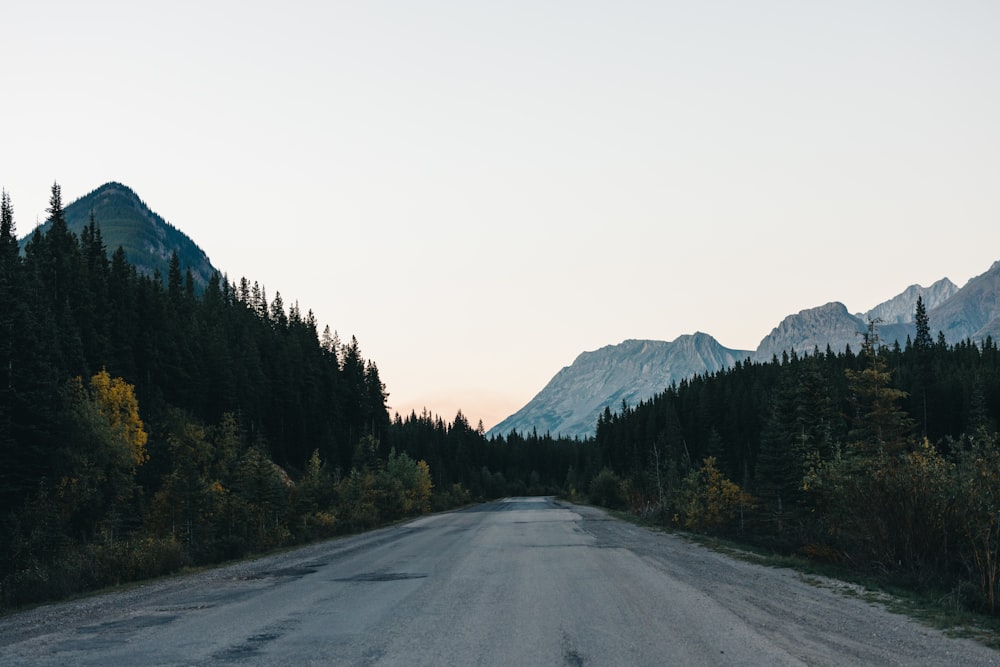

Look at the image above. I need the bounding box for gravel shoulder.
[567,500,999,665]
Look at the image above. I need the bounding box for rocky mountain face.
[489,261,1000,439]
[751,279,960,362]
[858,278,957,325]
[20,182,219,291]
[929,261,1000,343]
[488,335,751,439]
[752,302,867,362]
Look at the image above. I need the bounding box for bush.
[432,483,471,512]
[589,468,626,509]
[677,457,753,532]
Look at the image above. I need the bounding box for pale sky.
[4,1,999,430]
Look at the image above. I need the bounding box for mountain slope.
[487,334,751,439]
[859,278,958,325]
[20,182,219,290]
[929,261,1000,342]
[493,260,1000,439]
[752,302,868,362]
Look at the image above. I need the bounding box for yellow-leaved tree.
[678,457,754,532]
[89,369,149,469]
[53,370,149,547]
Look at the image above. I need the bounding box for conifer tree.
[0,190,16,264]
[911,295,935,436]
[0,190,17,359]
[0,191,19,513]
[845,320,914,452]
[167,250,183,306]
[914,295,932,350]
[37,183,76,305]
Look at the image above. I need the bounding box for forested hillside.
[591,311,1000,615]
[19,182,218,292]
[0,184,588,609]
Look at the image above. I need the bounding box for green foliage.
[952,430,1000,613]
[845,321,915,452]
[0,184,591,611]
[676,457,754,532]
[803,440,955,575]
[19,182,217,292]
[432,483,472,512]
[590,306,1000,617]
[589,467,626,509]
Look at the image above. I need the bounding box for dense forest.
[5,183,1000,620]
[592,310,1000,615]
[0,184,588,609]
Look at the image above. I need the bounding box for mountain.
[752,302,867,362]
[491,261,1000,439]
[487,334,751,439]
[19,182,219,290]
[754,280,961,362]
[928,261,1000,342]
[858,278,957,325]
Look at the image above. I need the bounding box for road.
[0,497,996,666]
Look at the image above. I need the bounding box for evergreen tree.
[0,190,16,265]
[0,190,17,386]
[845,320,914,452]
[0,191,20,513]
[911,295,934,437]
[34,183,76,306]
[167,250,183,306]
[78,211,111,368]
[914,295,932,350]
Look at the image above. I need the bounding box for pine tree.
[167,250,183,306]
[37,183,77,306]
[0,190,17,376]
[0,190,16,265]
[0,191,20,513]
[845,320,914,452]
[914,295,932,350]
[911,295,934,437]
[79,211,111,369]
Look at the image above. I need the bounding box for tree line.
[0,184,588,609]
[591,308,1000,615]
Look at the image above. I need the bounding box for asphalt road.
[1,497,997,666]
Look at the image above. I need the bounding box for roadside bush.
[953,431,1000,613]
[589,467,627,509]
[432,483,471,512]
[676,457,753,532]
[0,534,187,611]
[803,441,955,578]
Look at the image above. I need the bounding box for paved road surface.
[0,497,996,665]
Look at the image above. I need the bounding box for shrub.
[677,457,753,532]
[589,468,626,509]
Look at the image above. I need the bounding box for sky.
[4,1,1000,430]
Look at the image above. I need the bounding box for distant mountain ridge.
[20,182,219,290]
[858,278,957,325]
[753,278,960,364]
[490,334,751,439]
[929,261,1000,343]
[489,261,1000,439]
